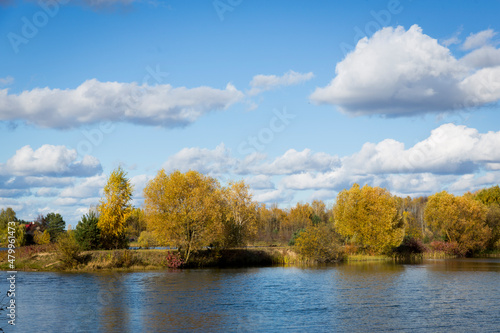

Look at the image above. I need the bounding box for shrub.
[294,224,344,263]
[34,230,51,245]
[429,241,467,257]
[165,252,184,268]
[56,232,82,268]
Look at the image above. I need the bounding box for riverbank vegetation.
[1,167,500,271]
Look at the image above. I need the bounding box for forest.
[1,166,500,268]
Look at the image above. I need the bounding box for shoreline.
[2,246,499,273]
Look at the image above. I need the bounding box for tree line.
[2,167,500,263]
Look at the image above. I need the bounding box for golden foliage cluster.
[334,183,404,254]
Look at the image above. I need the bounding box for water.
[3,258,500,332]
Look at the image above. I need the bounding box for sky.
[1,0,500,225]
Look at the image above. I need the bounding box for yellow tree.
[222,181,258,247]
[256,204,286,244]
[34,230,51,245]
[425,191,491,255]
[97,166,133,249]
[311,200,329,224]
[283,203,313,242]
[143,170,224,263]
[334,184,404,254]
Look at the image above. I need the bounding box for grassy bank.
[0,245,309,272]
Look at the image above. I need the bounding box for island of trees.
[1,166,499,270]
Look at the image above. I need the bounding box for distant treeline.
[2,167,499,265]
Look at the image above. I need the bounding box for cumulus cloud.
[0,79,244,129]
[462,29,497,50]
[460,46,500,68]
[250,148,340,175]
[310,25,500,116]
[162,144,340,177]
[162,143,236,175]
[252,188,294,204]
[0,145,102,177]
[59,174,107,199]
[281,123,500,195]
[130,174,153,200]
[245,175,275,190]
[248,70,314,96]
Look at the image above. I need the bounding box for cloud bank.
[0,80,244,129]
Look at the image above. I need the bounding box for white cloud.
[0,76,13,87]
[462,29,497,50]
[310,25,500,116]
[309,189,336,202]
[0,79,244,129]
[36,188,61,197]
[250,148,340,175]
[54,198,79,206]
[162,145,340,177]
[0,189,30,197]
[0,145,102,177]
[281,123,500,195]
[252,188,293,204]
[162,143,236,175]
[460,46,500,69]
[447,172,500,193]
[248,70,314,96]
[245,175,275,190]
[59,174,107,198]
[130,174,153,199]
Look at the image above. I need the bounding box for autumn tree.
[0,207,17,229]
[34,230,51,245]
[425,191,491,255]
[256,204,287,244]
[475,185,500,206]
[283,203,313,242]
[475,185,500,250]
[311,200,330,225]
[144,170,224,263]
[97,166,133,249]
[333,184,404,254]
[125,208,147,242]
[222,181,258,247]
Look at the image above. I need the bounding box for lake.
[4,258,500,332]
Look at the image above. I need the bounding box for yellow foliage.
[97,167,133,242]
[294,224,343,263]
[425,191,491,254]
[333,183,404,254]
[144,170,224,262]
[222,180,258,246]
[34,230,51,245]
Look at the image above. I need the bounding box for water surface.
[4,258,500,332]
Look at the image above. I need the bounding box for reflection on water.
[6,258,500,332]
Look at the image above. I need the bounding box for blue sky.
[1,0,500,225]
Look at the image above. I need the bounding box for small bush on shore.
[164,252,184,268]
[57,232,83,268]
[294,224,344,263]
